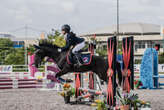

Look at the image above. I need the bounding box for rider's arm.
[61,35,72,51]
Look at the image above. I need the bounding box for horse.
[34,40,122,85]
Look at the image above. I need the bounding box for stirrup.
[74,62,82,68]
[75,56,82,66]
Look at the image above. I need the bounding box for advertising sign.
[0,65,12,72]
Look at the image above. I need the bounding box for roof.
[0,33,15,38]
[11,37,39,41]
[82,23,160,36]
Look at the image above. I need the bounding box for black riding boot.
[73,52,83,67]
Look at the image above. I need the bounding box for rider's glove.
[58,49,62,52]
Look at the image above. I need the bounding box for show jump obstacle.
[0,55,62,90]
[75,36,134,108]
[140,48,164,89]
[0,65,43,89]
[75,38,98,99]
[122,37,134,91]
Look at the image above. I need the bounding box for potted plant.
[91,99,108,110]
[115,88,151,110]
[134,80,143,89]
[134,100,151,110]
[115,88,132,110]
[59,83,75,104]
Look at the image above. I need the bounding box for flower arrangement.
[59,83,75,103]
[134,80,143,89]
[91,99,108,110]
[115,88,151,110]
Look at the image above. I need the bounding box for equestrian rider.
[58,24,85,66]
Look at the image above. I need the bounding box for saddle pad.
[67,53,92,65]
[81,54,92,65]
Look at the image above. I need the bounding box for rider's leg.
[72,41,85,54]
[72,41,85,65]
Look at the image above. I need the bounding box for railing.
[0,65,45,72]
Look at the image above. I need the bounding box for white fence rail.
[134,64,164,73]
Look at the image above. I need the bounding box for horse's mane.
[39,39,60,49]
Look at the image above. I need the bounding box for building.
[0,32,15,38]
[0,32,39,48]
[81,23,164,61]
[10,37,38,48]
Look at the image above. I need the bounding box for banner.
[0,65,12,72]
[134,64,140,73]
[158,64,164,72]
[134,64,164,73]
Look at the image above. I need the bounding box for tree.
[27,44,36,56]
[96,44,107,57]
[4,48,25,65]
[158,52,164,64]
[47,30,61,39]
[0,38,13,48]
[47,30,66,47]
[0,38,14,65]
[0,38,26,65]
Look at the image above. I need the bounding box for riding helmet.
[61,24,71,33]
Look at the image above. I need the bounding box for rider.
[58,24,85,66]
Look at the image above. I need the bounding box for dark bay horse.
[34,40,122,85]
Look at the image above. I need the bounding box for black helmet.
[61,24,71,33]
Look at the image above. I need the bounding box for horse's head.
[33,45,45,68]
[33,40,61,68]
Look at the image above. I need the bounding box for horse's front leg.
[55,66,70,78]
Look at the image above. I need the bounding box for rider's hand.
[58,49,62,52]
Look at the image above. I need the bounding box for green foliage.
[47,31,61,40]
[0,38,26,65]
[0,38,13,47]
[95,100,108,110]
[96,47,107,57]
[135,59,141,64]
[47,30,66,47]
[95,41,122,57]
[159,52,164,64]
[27,44,35,55]
[118,41,123,54]
[115,88,151,109]
[4,48,25,65]
[0,38,14,65]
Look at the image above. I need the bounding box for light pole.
[117,0,119,37]
[117,0,120,54]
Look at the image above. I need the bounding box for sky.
[0,0,164,37]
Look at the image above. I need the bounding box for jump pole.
[122,36,134,92]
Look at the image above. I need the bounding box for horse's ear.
[34,49,40,54]
[34,45,41,49]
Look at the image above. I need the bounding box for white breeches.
[72,41,85,54]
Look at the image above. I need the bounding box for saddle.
[66,51,93,66]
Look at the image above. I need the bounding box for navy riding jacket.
[61,32,85,51]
